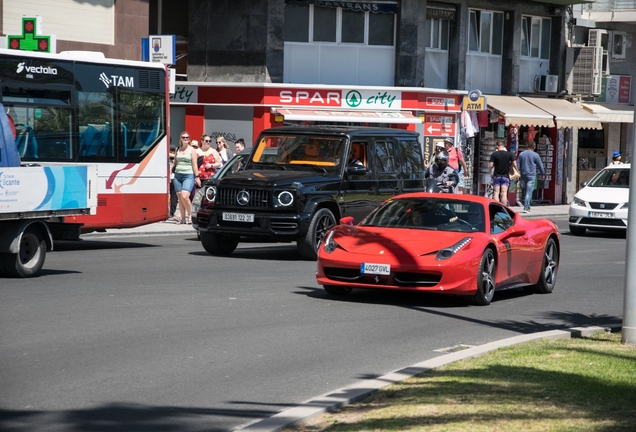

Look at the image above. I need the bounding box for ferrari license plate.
[589,211,614,218]
[222,212,254,222]
[361,263,391,275]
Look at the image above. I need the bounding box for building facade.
[4,0,634,204]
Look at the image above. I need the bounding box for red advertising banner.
[619,76,631,104]
[423,113,456,137]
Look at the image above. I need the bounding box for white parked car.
[569,163,630,236]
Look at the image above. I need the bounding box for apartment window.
[521,16,551,59]
[284,2,395,46]
[424,18,450,50]
[468,10,503,55]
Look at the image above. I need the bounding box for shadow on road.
[53,240,159,252]
[296,285,622,334]
[0,402,279,432]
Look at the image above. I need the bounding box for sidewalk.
[83,204,570,238]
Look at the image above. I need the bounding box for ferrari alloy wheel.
[297,208,336,260]
[569,225,586,236]
[471,248,496,306]
[323,285,352,296]
[531,238,559,294]
[200,232,240,255]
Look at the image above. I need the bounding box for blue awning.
[286,0,398,14]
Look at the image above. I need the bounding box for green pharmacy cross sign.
[8,17,52,52]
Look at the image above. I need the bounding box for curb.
[235,325,619,432]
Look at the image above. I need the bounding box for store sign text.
[279,90,341,105]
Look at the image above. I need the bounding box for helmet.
[435,150,449,169]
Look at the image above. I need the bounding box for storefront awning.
[271,108,422,124]
[486,95,555,128]
[522,97,603,130]
[580,102,635,124]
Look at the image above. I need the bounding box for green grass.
[291,331,636,432]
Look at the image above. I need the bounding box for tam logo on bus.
[99,72,134,88]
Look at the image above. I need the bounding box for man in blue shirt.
[517,141,545,213]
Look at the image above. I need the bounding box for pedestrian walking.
[215,136,234,168]
[489,140,517,206]
[172,131,200,224]
[443,137,468,194]
[517,141,545,213]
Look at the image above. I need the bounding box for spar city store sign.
[266,88,403,110]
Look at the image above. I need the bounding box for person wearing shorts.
[489,141,517,206]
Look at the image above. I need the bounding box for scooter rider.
[424,150,459,193]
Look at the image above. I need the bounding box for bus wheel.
[1,228,47,278]
[200,232,239,256]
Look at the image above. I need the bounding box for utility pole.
[623,108,636,346]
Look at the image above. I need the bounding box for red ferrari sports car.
[316,193,560,305]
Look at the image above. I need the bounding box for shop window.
[468,10,503,55]
[285,1,310,42]
[578,128,604,149]
[521,16,551,60]
[342,10,364,43]
[424,18,450,50]
[284,2,395,47]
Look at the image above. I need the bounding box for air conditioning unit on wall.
[565,46,603,96]
[611,31,627,60]
[539,75,559,93]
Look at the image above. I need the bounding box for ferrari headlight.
[621,202,629,209]
[436,237,472,261]
[276,190,294,207]
[572,196,587,207]
[323,230,338,254]
[204,186,217,203]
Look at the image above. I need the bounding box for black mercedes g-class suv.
[196,126,426,259]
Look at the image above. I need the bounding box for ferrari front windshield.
[361,198,486,233]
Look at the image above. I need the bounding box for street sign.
[424,114,455,136]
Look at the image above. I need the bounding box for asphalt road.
[0,217,626,431]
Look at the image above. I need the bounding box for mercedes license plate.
[589,211,614,218]
[222,212,254,222]
[361,263,391,275]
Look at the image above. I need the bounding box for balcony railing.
[586,0,636,11]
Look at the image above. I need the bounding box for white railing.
[587,0,636,11]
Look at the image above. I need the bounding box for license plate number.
[222,212,254,222]
[589,211,614,218]
[361,263,391,275]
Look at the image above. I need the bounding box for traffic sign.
[424,114,455,136]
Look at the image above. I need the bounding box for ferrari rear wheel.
[324,285,352,296]
[530,238,558,294]
[470,248,496,306]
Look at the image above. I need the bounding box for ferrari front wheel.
[324,285,352,296]
[530,238,558,294]
[470,248,496,306]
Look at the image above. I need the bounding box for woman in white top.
[172,131,200,224]
[215,136,234,168]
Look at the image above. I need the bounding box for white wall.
[284,42,394,86]
[465,53,502,94]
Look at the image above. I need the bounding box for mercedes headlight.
[435,237,472,261]
[572,196,587,207]
[323,230,339,254]
[275,190,294,207]
[204,186,217,203]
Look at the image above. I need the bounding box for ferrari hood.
[333,226,476,258]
